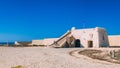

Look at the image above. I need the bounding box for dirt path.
[0,47,120,68]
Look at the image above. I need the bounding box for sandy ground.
[0,47,120,68]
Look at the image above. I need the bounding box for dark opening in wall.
[75,39,81,47]
[88,41,93,47]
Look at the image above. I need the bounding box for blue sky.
[0,0,120,42]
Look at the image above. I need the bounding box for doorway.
[75,39,81,47]
[88,41,93,47]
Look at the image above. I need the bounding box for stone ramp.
[50,30,71,48]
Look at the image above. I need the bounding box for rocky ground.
[0,47,120,68]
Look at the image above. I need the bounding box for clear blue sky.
[0,0,120,42]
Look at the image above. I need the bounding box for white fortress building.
[32,27,109,48]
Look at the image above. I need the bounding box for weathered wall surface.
[32,38,59,46]
[32,27,109,48]
[108,35,120,46]
[71,28,97,48]
[98,28,109,47]
[32,40,44,45]
[71,27,109,48]
[43,38,59,46]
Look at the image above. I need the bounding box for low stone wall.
[108,35,120,47]
[32,40,44,45]
[32,38,59,46]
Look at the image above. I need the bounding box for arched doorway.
[75,39,81,47]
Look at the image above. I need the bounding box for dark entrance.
[88,41,93,47]
[75,39,81,47]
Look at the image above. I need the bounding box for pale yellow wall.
[32,40,44,45]
[32,38,59,46]
[43,38,59,45]
[108,35,120,46]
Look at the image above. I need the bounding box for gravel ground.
[0,47,120,68]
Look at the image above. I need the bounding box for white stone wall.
[15,41,20,45]
[71,27,109,48]
[71,28,95,48]
[98,28,109,47]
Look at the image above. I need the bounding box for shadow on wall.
[64,39,85,48]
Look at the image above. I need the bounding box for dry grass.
[11,65,24,68]
[78,49,120,64]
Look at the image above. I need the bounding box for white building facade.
[70,27,109,48]
[32,27,109,48]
